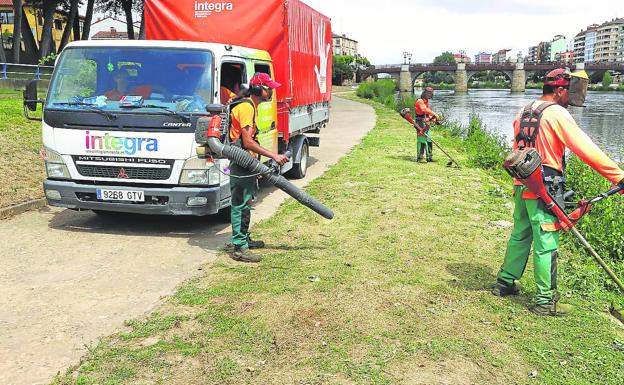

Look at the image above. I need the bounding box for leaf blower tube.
[197,115,334,220]
[399,108,460,168]
[503,148,624,292]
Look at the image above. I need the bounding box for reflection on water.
[431,89,624,159]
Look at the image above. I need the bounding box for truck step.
[308,136,320,147]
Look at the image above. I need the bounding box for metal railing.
[0,63,54,81]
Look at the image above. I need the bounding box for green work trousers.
[417,136,432,160]
[497,186,560,304]
[230,163,256,250]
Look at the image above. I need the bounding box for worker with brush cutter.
[493,68,624,316]
[414,86,440,162]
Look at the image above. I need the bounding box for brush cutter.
[503,148,624,292]
[399,108,460,168]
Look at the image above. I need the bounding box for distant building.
[559,50,574,65]
[550,34,567,62]
[526,46,538,63]
[474,52,491,64]
[332,33,358,56]
[92,27,130,40]
[527,41,554,64]
[594,18,624,62]
[89,16,140,40]
[453,52,471,63]
[573,24,599,63]
[492,49,511,64]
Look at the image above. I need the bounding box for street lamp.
[403,51,412,65]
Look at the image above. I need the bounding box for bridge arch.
[466,70,513,88]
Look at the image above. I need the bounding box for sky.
[301,0,624,64]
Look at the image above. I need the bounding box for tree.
[433,52,456,66]
[81,0,95,40]
[25,0,60,59]
[12,0,22,63]
[332,55,354,86]
[135,0,145,39]
[97,0,138,40]
[59,0,79,51]
[602,71,612,89]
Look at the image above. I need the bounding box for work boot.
[529,301,574,316]
[491,280,520,297]
[427,157,433,162]
[247,237,265,249]
[229,246,262,263]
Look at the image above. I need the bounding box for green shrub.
[463,115,511,171]
[564,156,624,261]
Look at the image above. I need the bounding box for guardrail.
[0,63,54,81]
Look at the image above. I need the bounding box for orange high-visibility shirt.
[229,98,258,158]
[415,98,435,117]
[415,98,435,137]
[513,100,624,198]
[220,86,236,104]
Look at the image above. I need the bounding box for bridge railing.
[0,63,54,81]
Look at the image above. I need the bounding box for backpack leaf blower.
[399,108,460,168]
[503,148,624,292]
[196,113,334,220]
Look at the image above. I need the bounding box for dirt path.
[0,96,375,385]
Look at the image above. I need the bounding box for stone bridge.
[360,62,624,96]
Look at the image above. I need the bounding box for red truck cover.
[144,0,332,109]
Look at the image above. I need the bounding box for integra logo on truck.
[194,1,233,18]
[85,131,159,155]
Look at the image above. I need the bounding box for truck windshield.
[46,47,214,113]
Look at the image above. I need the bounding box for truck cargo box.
[144,0,332,110]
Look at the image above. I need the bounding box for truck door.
[252,62,278,157]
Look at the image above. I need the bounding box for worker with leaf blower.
[414,86,441,162]
[227,73,289,263]
[493,68,624,316]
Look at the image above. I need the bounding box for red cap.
[250,72,281,89]
[544,68,571,87]
[425,86,434,91]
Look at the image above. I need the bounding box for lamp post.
[403,51,412,65]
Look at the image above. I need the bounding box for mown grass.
[0,97,44,208]
[51,97,623,385]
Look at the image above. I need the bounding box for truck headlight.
[41,147,70,179]
[180,157,223,186]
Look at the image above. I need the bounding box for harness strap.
[516,101,556,149]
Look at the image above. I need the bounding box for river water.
[430,89,624,159]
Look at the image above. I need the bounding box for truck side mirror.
[23,80,44,121]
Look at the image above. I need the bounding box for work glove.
[618,178,624,195]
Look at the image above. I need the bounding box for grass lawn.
[52,97,624,385]
[0,97,43,208]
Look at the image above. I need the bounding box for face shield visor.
[568,75,588,107]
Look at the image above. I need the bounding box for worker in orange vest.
[413,86,440,162]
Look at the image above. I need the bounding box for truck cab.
[27,40,282,216]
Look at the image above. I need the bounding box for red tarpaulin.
[145,0,332,109]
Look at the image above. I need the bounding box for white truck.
[25,10,331,216]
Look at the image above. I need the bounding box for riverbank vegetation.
[51,95,624,385]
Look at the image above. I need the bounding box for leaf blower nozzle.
[196,114,334,220]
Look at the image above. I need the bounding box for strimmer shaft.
[570,227,624,292]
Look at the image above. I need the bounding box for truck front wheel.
[287,141,309,179]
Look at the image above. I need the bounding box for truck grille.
[76,165,172,180]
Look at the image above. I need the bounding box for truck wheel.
[287,141,309,179]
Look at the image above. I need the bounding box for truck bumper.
[43,180,231,216]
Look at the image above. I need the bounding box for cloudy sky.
[302,0,624,64]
